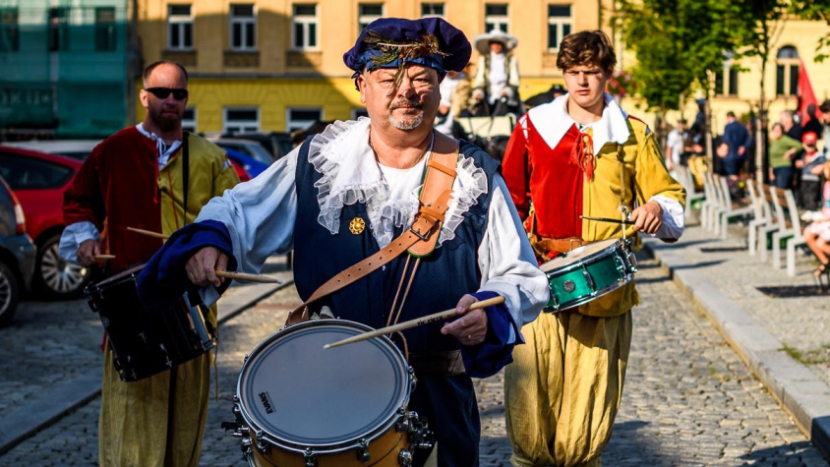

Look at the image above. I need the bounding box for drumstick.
[129,227,279,284]
[128,227,169,240]
[215,270,282,284]
[580,215,636,226]
[94,255,116,260]
[323,296,506,349]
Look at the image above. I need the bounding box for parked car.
[0,146,89,299]
[225,148,268,178]
[0,175,37,325]
[211,139,275,166]
[219,132,293,160]
[1,140,100,161]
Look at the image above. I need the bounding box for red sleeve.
[501,118,531,220]
[63,143,106,230]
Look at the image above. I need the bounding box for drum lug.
[256,440,269,455]
[398,449,414,466]
[240,437,253,457]
[356,438,371,463]
[396,408,410,432]
[303,447,317,467]
[581,264,596,295]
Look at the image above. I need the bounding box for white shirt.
[195,119,549,332]
[666,129,686,166]
[487,51,508,105]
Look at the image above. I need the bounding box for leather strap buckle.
[409,225,433,241]
[568,238,584,251]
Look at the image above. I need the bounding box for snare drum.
[541,239,637,312]
[85,263,216,382]
[228,319,431,467]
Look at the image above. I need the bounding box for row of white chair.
[679,168,806,277]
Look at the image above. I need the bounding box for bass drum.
[230,319,432,467]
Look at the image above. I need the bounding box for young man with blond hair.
[500,30,686,467]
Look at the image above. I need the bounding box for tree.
[790,0,830,62]
[732,0,789,183]
[615,0,747,171]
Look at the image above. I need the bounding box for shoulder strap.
[285,132,459,325]
[182,131,190,226]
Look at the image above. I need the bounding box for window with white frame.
[351,107,369,120]
[484,4,508,33]
[230,4,256,50]
[224,107,259,133]
[420,3,444,17]
[776,46,799,96]
[359,4,383,32]
[287,108,322,133]
[182,107,197,133]
[292,4,318,50]
[168,4,193,50]
[547,5,571,51]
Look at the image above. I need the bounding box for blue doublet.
[293,139,499,467]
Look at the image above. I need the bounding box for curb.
[642,237,830,461]
[0,276,294,456]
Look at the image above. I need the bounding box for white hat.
[473,29,518,54]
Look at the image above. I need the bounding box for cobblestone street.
[0,254,826,466]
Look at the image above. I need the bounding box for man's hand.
[440,294,488,346]
[438,104,450,115]
[77,239,101,268]
[185,247,229,287]
[738,146,745,156]
[629,200,664,235]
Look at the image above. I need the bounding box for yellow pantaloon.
[504,310,632,467]
[98,307,216,467]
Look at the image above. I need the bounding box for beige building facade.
[134,0,614,133]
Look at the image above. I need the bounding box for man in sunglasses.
[59,61,239,467]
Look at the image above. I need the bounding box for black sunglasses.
[144,87,188,100]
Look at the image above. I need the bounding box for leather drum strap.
[285,132,459,326]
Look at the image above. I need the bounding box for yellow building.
[134,0,614,134]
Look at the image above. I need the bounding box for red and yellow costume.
[501,95,685,466]
[63,125,239,467]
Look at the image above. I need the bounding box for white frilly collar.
[527,92,630,152]
[307,118,488,248]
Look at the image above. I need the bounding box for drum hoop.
[542,239,628,276]
[235,319,413,455]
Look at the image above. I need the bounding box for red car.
[0,146,90,298]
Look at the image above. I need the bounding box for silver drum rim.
[235,319,413,456]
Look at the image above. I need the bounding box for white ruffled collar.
[307,118,488,248]
[527,92,630,152]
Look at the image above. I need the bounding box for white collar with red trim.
[526,92,631,152]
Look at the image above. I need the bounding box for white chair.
[783,190,807,276]
[676,166,705,220]
[700,172,717,229]
[758,186,787,263]
[717,177,755,239]
[708,175,729,232]
[747,180,773,256]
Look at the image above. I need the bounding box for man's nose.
[398,79,417,98]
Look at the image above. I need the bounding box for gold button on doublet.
[349,217,366,235]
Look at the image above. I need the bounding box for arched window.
[776,46,799,96]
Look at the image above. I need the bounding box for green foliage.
[614,0,748,114]
[789,0,830,62]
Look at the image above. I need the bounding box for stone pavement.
[644,224,830,459]
[1,253,826,466]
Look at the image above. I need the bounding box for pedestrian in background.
[721,111,751,177]
[768,122,802,189]
[781,110,804,143]
[471,29,521,116]
[665,118,688,172]
[796,131,826,213]
[820,100,830,153]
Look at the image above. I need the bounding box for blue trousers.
[772,167,795,189]
[411,374,480,467]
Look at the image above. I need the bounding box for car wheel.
[35,234,91,298]
[0,260,20,326]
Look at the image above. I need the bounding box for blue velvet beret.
[343,17,472,77]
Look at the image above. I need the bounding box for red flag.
[798,59,823,123]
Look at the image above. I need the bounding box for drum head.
[238,320,409,448]
[540,239,619,272]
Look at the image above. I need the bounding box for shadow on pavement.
[739,440,822,464]
[755,285,830,298]
[671,260,726,270]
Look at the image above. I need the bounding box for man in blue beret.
[136,17,547,467]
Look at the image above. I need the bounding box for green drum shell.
[544,242,636,312]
